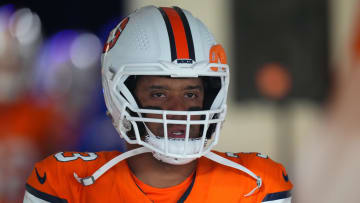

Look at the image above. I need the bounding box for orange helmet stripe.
[158,7,195,62]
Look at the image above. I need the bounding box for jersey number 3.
[54,152,98,162]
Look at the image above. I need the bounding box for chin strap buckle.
[74,173,95,186]
[244,176,262,197]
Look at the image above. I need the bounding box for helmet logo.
[209,44,227,71]
[103,17,129,53]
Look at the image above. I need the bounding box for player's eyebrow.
[148,85,203,90]
[183,85,203,90]
[149,85,169,90]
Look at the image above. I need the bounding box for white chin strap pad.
[145,132,204,165]
[152,151,196,165]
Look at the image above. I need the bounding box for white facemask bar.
[122,104,227,159]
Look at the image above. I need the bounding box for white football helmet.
[101,5,229,164]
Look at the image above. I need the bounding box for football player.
[24,6,293,203]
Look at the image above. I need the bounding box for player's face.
[135,76,204,139]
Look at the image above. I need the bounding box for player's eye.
[151,92,166,98]
[185,92,197,99]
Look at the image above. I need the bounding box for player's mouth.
[167,126,187,138]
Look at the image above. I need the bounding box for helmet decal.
[209,44,227,72]
[103,17,129,53]
[158,7,195,62]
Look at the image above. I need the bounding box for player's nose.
[166,98,187,120]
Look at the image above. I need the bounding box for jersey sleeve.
[242,153,293,202]
[260,162,292,202]
[24,151,112,203]
[24,154,74,203]
[227,152,293,202]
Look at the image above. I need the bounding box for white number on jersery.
[54,152,98,162]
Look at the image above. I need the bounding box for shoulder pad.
[214,151,293,195]
[25,151,120,201]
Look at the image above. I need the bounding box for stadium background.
[0,0,359,202]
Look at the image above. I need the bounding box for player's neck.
[126,150,197,188]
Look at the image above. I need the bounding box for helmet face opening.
[101,6,229,162]
[123,75,222,141]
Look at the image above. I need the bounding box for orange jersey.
[24,151,292,203]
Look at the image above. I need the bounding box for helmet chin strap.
[74,147,151,186]
[203,152,262,197]
[74,147,262,197]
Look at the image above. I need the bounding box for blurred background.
[0,0,359,202]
